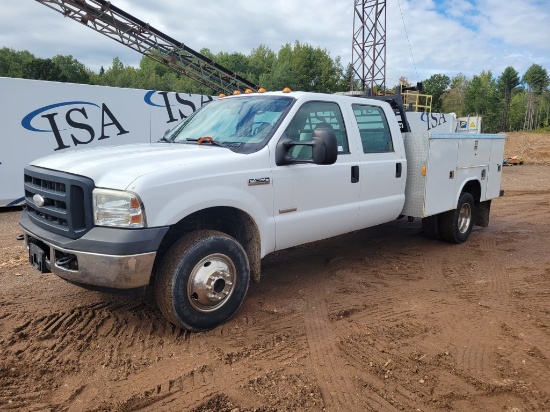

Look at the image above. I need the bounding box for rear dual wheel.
[440,192,475,244]
[155,230,250,331]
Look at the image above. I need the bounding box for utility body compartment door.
[486,138,505,199]
[401,132,506,218]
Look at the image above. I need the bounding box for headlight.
[93,189,146,228]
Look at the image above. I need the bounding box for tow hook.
[56,254,77,270]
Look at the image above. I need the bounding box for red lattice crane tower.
[351,0,387,93]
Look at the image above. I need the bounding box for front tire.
[155,230,250,331]
[440,192,475,244]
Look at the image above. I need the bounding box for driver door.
[272,100,360,250]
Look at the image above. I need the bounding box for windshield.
[168,95,294,151]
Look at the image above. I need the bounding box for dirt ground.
[1,132,549,412]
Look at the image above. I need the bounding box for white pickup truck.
[20,91,505,331]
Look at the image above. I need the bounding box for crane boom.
[34,0,258,94]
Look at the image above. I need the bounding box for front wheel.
[155,230,250,331]
[440,192,475,244]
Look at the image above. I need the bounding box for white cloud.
[476,0,550,51]
[1,0,548,88]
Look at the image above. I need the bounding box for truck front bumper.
[20,211,169,290]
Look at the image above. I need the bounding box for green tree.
[422,74,451,112]
[0,47,35,78]
[216,51,250,79]
[442,73,469,115]
[247,45,276,87]
[337,63,362,92]
[21,58,67,82]
[51,54,91,84]
[509,91,527,131]
[522,64,549,130]
[496,66,520,131]
[92,57,139,88]
[465,70,500,132]
[261,41,342,93]
[523,64,549,93]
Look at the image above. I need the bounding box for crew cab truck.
[20,91,505,331]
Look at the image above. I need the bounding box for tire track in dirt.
[468,235,510,302]
[1,296,191,409]
[302,295,365,411]
[65,311,313,411]
[440,212,550,402]
[308,241,446,411]
[256,235,403,410]
[503,266,550,393]
[264,238,387,411]
[344,240,546,411]
[441,236,514,384]
[492,205,550,401]
[336,319,437,411]
[364,240,519,408]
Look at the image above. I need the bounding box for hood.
[31,143,242,190]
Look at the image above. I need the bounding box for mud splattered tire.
[440,192,475,244]
[155,230,250,331]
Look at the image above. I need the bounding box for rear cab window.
[352,104,394,153]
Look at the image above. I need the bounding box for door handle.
[396,162,402,178]
[351,165,359,183]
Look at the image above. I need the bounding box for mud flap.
[475,200,491,227]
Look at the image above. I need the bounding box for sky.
[1,0,549,87]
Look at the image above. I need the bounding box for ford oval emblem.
[33,194,45,207]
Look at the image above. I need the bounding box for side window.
[284,101,349,158]
[352,104,394,153]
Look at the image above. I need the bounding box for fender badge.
[248,177,270,186]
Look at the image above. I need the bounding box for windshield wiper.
[186,137,226,148]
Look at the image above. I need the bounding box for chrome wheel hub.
[458,203,472,234]
[188,254,236,313]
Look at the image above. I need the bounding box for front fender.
[139,181,275,258]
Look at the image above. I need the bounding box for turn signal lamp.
[421,166,427,176]
[283,87,292,93]
[130,197,140,209]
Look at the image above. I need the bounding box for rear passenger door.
[350,103,407,228]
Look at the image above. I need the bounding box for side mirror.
[275,128,338,166]
[311,127,338,165]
